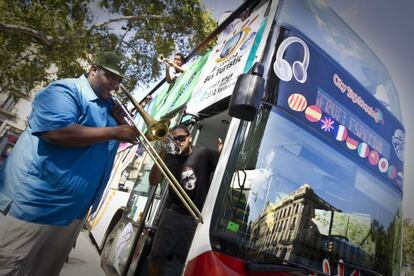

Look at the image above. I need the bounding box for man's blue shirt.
[0,75,119,226]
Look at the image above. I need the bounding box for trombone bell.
[119,84,169,141]
[145,119,170,141]
[157,54,165,62]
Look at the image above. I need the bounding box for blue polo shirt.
[0,75,119,226]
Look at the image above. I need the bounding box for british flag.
[320,116,335,132]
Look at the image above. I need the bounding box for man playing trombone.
[148,124,223,276]
[0,51,139,276]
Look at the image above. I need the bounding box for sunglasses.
[172,134,188,142]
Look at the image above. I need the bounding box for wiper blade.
[246,250,381,276]
[245,262,308,274]
[340,261,382,276]
[246,257,328,275]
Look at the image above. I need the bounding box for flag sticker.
[357,143,369,158]
[387,165,397,179]
[320,116,335,132]
[368,150,380,165]
[378,157,389,173]
[335,125,348,141]
[396,171,404,188]
[346,137,359,150]
[305,105,322,123]
[288,93,307,112]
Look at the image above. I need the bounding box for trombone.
[113,84,203,223]
[157,54,171,65]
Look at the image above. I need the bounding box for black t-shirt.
[164,146,219,215]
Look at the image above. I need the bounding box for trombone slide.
[112,94,204,223]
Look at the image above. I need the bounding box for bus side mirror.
[228,62,265,121]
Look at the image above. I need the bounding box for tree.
[0,0,216,95]
[403,218,414,274]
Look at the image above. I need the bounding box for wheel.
[101,223,121,275]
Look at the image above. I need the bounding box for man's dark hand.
[114,125,140,144]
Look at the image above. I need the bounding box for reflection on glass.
[211,107,402,275]
[125,154,163,223]
[277,0,401,119]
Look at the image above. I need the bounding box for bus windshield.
[210,107,402,274]
[277,0,401,121]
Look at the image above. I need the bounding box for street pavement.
[60,229,105,276]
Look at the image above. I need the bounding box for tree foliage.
[403,218,414,272]
[0,0,217,95]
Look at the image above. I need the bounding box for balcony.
[10,89,30,99]
[0,107,15,119]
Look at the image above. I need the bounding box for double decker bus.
[100,0,405,275]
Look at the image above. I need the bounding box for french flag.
[335,125,348,141]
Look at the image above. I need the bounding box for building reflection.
[250,184,339,262]
[249,184,372,269]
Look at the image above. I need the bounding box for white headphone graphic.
[274,36,310,83]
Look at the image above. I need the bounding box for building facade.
[0,87,34,165]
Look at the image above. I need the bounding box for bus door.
[124,110,231,276]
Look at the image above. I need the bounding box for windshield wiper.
[341,261,382,276]
[246,262,308,274]
[246,253,328,275]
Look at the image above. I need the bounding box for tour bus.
[86,142,146,251]
[100,0,405,275]
[87,104,155,251]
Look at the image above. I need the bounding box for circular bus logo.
[215,27,251,62]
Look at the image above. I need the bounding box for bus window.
[210,107,402,274]
[277,0,402,119]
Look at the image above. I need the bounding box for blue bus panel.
[274,27,404,194]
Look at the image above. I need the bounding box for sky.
[202,0,414,220]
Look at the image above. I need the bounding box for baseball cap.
[94,51,126,79]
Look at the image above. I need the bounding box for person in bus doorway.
[165,52,186,83]
[0,51,139,276]
[148,125,223,276]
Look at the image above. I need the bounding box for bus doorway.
[101,110,231,276]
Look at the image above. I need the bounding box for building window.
[2,95,16,112]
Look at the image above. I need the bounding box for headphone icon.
[274,36,310,83]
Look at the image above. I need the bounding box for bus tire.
[99,208,124,254]
[100,221,121,275]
